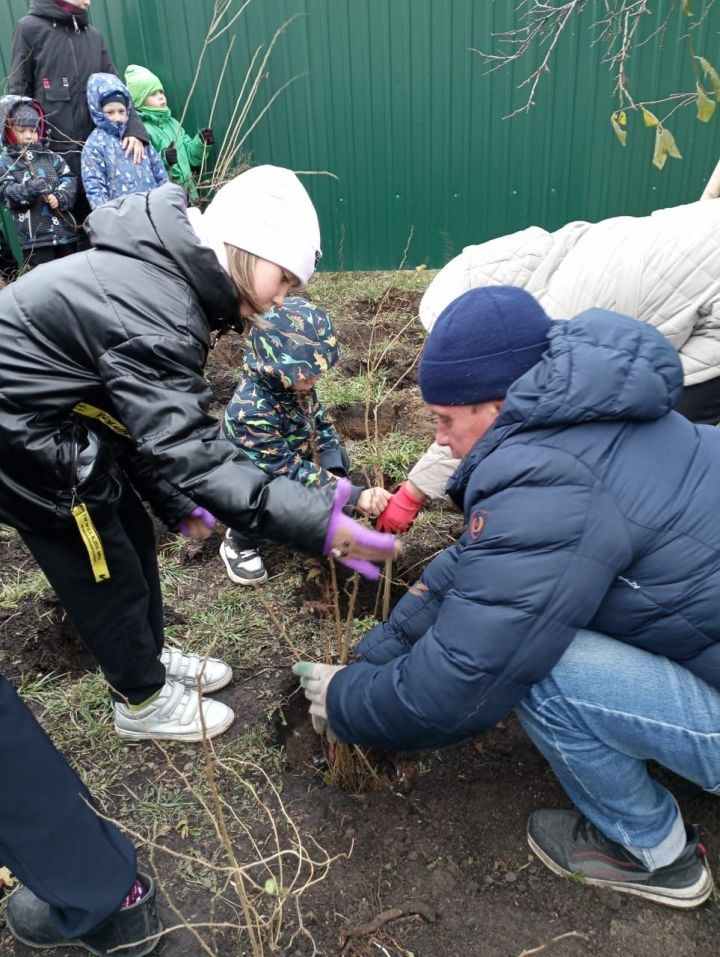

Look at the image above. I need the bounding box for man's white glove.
[292,661,346,737]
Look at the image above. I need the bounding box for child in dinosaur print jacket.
[221,297,390,584]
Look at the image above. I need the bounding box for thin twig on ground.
[516,930,590,957]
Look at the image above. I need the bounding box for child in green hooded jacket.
[124,64,213,202]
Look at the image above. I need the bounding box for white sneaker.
[219,532,268,585]
[161,646,232,693]
[114,681,235,742]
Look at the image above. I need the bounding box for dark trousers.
[674,376,720,426]
[18,483,166,704]
[0,673,136,937]
[24,241,79,270]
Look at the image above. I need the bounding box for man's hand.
[122,136,146,163]
[178,507,215,540]
[164,146,178,167]
[45,193,59,210]
[357,486,392,517]
[293,661,346,735]
[376,481,426,533]
[325,479,400,580]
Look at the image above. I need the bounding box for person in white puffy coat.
[377,200,720,532]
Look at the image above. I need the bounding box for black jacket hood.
[28,0,89,26]
[85,183,239,330]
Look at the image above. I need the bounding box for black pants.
[0,673,136,937]
[19,483,166,704]
[24,241,79,270]
[674,376,720,426]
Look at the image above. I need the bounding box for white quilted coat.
[420,200,720,386]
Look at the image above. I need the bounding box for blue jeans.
[515,630,720,870]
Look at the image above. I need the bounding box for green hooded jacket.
[125,64,209,200]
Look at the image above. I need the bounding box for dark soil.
[1,287,719,957]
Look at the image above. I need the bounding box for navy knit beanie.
[10,104,41,129]
[419,286,552,405]
[100,92,127,109]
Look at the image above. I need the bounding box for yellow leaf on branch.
[653,125,682,170]
[610,112,627,146]
[698,56,720,100]
[642,108,659,127]
[696,83,716,122]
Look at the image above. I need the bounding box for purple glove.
[178,506,216,538]
[324,479,396,580]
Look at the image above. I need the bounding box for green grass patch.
[0,567,49,609]
[350,433,430,483]
[307,269,435,313]
[317,369,387,407]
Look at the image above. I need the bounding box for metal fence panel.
[2,0,719,269]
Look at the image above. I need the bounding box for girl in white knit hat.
[188,164,323,320]
[0,167,398,749]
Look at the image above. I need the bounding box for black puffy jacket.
[9,0,147,178]
[0,182,333,554]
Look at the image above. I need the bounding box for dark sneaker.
[219,533,268,586]
[6,873,160,956]
[528,810,713,908]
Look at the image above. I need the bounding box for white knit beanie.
[190,165,322,284]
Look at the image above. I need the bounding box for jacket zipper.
[70,419,80,509]
[67,30,80,75]
[72,15,80,34]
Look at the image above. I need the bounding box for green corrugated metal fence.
[2,0,720,269]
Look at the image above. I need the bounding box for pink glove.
[375,482,425,533]
[178,506,216,538]
[324,479,397,580]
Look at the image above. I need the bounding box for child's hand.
[199,127,215,145]
[325,479,400,580]
[28,178,49,196]
[45,193,59,210]
[357,487,392,517]
[164,146,178,167]
[178,507,216,540]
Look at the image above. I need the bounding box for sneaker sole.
[220,546,269,586]
[5,926,156,957]
[114,707,235,743]
[527,830,715,909]
[4,927,103,955]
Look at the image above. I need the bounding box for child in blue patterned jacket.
[81,73,167,211]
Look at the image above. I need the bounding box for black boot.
[5,873,160,956]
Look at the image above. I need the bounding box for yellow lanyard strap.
[71,503,111,583]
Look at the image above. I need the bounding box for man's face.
[10,124,39,146]
[72,0,92,9]
[429,401,503,459]
[102,103,128,124]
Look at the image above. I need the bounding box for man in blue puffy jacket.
[295,285,720,909]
